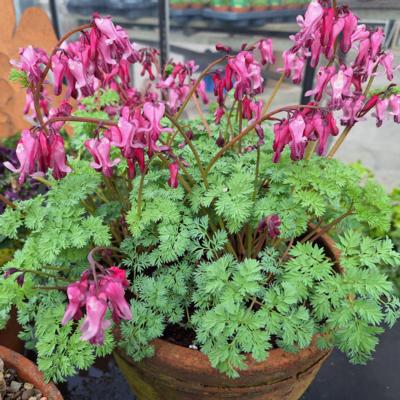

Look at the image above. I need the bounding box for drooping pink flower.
[373,98,389,127]
[272,119,291,163]
[228,51,263,100]
[305,65,336,101]
[85,137,120,177]
[324,17,345,60]
[257,39,275,65]
[101,279,132,323]
[288,114,306,160]
[168,162,179,189]
[389,94,400,123]
[370,28,385,59]
[4,130,38,184]
[48,134,71,180]
[312,112,338,156]
[141,102,172,156]
[62,281,87,325]
[341,96,365,126]
[341,12,359,54]
[11,46,49,85]
[279,51,305,85]
[80,294,110,344]
[380,52,394,81]
[329,66,354,109]
[62,266,132,345]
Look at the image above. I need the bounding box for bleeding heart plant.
[1,0,400,383]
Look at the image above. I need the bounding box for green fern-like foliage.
[0,117,399,381]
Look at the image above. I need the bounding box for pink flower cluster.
[52,15,139,99]
[4,128,70,184]
[212,41,274,128]
[62,266,132,344]
[158,60,208,114]
[273,106,339,162]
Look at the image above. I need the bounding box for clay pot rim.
[0,345,63,400]
[117,231,338,378]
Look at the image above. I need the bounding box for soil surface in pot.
[61,323,400,399]
[0,357,46,400]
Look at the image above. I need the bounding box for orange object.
[0,0,57,138]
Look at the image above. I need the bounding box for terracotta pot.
[114,232,338,400]
[0,307,24,353]
[211,6,230,11]
[191,3,204,8]
[253,6,270,11]
[170,3,190,9]
[115,339,330,400]
[230,6,251,12]
[0,345,63,400]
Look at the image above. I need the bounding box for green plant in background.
[210,0,229,8]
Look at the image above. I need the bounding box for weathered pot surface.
[114,232,338,400]
[0,345,63,400]
[115,338,330,400]
[0,307,24,353]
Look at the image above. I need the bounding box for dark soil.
[0,357,45,400]
[162,324,197,348]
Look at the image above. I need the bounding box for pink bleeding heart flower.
[329,67,353,109]
[312,112,336,156]
[305,66,336,101]
[11,46,48,85]
[351,24,370,43]
[354,38,371,67]
[4,130,38,184]
[48,101,73,130]
[85,137,120,177]
[272,119,291,163]
[257,39,275,65]
[62,281,87,325]
[389,95,400,123]
[341,96,365,126]
[196,80,209,105]
[373,98,389,127]
[141,102,172,156]
[102,279,132,323]
[379,52,394,81]
[80,294,110,344]
[288,114,306,160]
[168,162,179,189]
[279,51,305,85]
[325,17,345,60]
[48,134,71,180]
[341,12,358,54]
[370,28,385,59]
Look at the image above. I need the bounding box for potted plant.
[230,0,251,13]
[270,0,284,11]
[191,0,207,9]
[210,0,230,12]
[252,0,270,11]
[0,345,63,399]
[170,0,191,10]
[1,1,400,398]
